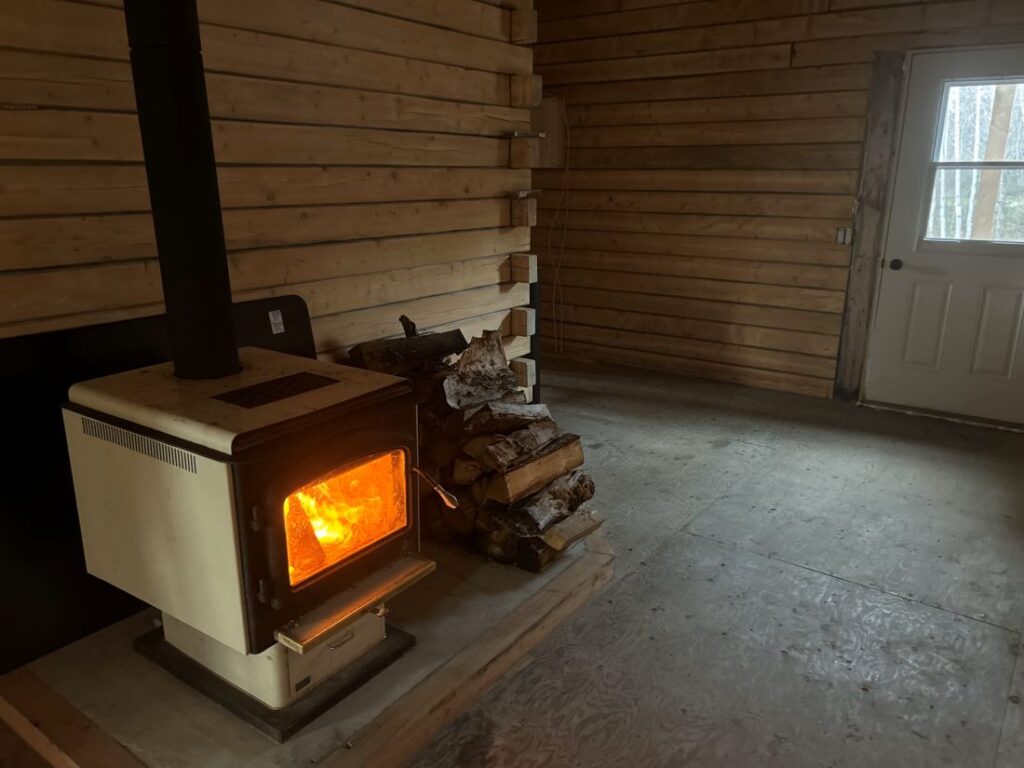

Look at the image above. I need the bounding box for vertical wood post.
[834,51,906,402]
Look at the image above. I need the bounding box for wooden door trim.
[834,50,906,402]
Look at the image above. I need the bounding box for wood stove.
[62,347,434,732]
[56,0,444,739]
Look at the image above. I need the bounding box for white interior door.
[864,47,1024,424]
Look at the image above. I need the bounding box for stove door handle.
[413,467,459,510]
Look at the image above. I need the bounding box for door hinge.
[836,227,855,246]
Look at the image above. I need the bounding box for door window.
[925,81,1024,244]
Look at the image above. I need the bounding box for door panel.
[902,281,952,369]
[970,287,1023,378]
[864,47,1024,424]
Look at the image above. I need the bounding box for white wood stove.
[63,347,435,737]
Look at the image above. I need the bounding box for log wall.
[0,0,540,361]
[534,0,1024,398]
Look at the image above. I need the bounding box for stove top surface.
[67,347,409,454]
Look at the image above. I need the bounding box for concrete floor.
[409,362,1024,768]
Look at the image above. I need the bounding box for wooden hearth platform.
[0,534,613,768]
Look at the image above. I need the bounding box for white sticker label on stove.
[268,309,285,335]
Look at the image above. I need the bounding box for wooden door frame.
[834,50,906,402]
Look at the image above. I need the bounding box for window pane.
[937,82,1024,162]
[926,168,1024,243]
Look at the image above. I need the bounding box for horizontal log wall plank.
[542,298,839,356]
[0,1,513,105]
[534,228,851,266]
[532,169,859,194]
[68,0,532,75]
[537,209,849,243]
[543,265,845,313]
[545,337,835,398]
[565,92,870,126]
[537,190,854,218]
[0,51,530,135]
[534,0,1020,397]
[535,248,849,290]
[0,199,514,270]
[546,64,873,105]
[333,0,511,40]
[541,319,837,379]
[0,111,511,166]
[0,166,531,217]
[0,0,537,347]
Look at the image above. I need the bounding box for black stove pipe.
[124,0,240,379]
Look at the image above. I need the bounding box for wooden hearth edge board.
[0,532,614,768]
[0,669,145,768]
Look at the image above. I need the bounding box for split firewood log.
[470,476,490,506]
[443,330,518,409]
[542,507,602,552]
[349,329,467,377]
[462,434,502,463]
[517,508,603,572]
[472,506,523,564]
[475,419,559,472]
[516,468,595,530]
[516,536,559,573]
[452,456,484,485]
[487,434,584,505]
[463,402,553,436]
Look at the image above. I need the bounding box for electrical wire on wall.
[543,93,571,354]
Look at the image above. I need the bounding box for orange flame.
[283,450,407,586]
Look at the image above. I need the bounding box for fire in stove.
[285,450,407,586]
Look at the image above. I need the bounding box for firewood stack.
[348,318,601,572]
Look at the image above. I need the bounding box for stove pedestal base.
[135,624,415,742]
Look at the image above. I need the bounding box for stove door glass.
[283,449,407,587]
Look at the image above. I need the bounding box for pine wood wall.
[534,0,1024,398]
[0,0,541,365]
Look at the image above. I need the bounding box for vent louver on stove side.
[81,417,197,474]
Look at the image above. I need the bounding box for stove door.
[282,449,408,588]
[231,396,419,652]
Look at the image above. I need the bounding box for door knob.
[890,258,904,271]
